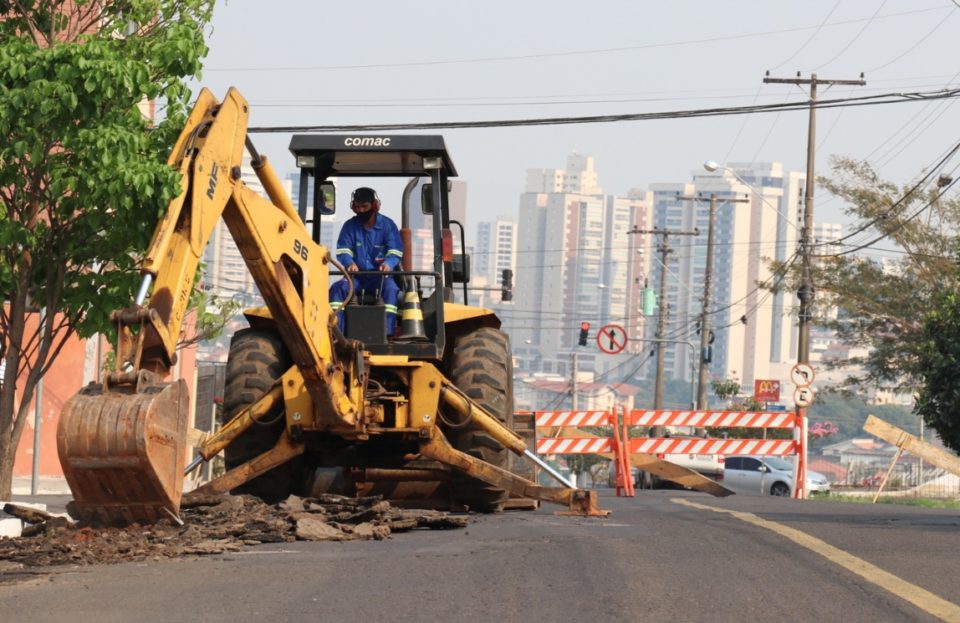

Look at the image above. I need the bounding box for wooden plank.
[556,427,734,498]
[863,415,960,477]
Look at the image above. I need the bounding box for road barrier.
[532,409,635,497]
[625,409,808,498]
[525,408,809,499]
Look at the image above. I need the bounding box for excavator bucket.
[56,373,190,525]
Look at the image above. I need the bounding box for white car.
[723,456,830,496]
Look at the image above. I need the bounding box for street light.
[703,162,797,227]
[704,159,810,498]
[702,160,807,366]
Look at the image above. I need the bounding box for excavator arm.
[57,88,607,525]
[57,88,365,525]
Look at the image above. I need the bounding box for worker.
[329,186,403,335]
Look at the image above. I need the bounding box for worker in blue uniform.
[329,187,403,335]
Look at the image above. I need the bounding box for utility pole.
[763,71,865,498]
[630,226,698,408]
[570,351,578,410]
[762,72,864,367]
[677,193,749,410]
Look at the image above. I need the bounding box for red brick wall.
[13,315,197,478]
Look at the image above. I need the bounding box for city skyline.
[195,2,958,245]
[197,146,847,407]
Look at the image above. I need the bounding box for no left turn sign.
[597,324,628,354]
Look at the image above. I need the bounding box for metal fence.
[813,456,959,498]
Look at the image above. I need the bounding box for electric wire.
[809,136,960,252]
[863,8,954,73]
[206,6,949,74]
[247,88,960,133]
[810,0,886,71]
[812,167,960,258]
[768,0,842,72]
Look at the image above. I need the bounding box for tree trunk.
[0,439,12,499]
[0,284,50,499]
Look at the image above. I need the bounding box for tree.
[765,157,959,447]
[710,375,763,411]
[0,1,215,499]
[787,157,960,394]
[707,376,786,439]
[913,290,960,452]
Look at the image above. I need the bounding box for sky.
[192,1,960,236]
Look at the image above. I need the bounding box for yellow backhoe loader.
[56,87,607,525]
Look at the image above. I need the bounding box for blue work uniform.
[329,212,404,335]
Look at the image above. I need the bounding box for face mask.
[353,201,378,225]
[354,207,376,226]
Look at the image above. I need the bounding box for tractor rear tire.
[222,328,296,503]
[447,328,515,513]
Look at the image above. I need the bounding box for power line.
[247,87,960,133]
[206,6,949,73]
[812,168,960,258]
[809,136,960,251]
[864,8,955,73]
[810,0,887,71]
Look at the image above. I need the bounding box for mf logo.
[206,162,219,200]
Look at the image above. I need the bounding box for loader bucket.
[56,376,190,525]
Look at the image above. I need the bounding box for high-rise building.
[513,154,650,376]
[474,215,517,300]
[201,154,266,305]
[813,222,843,257]
[646,162,805,394]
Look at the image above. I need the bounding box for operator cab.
[288,135,472,359]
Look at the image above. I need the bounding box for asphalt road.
[2,489,958,623]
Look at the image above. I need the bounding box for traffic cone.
[396,289,428,341]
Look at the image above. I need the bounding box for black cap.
[353,187,377,203]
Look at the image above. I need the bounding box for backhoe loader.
[56,87,607,525]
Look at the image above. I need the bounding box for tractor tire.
[447,327,515,513]
[221,328,296,503]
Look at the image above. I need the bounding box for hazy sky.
[193,1,959,236]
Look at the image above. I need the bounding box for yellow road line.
[672,498,960,623]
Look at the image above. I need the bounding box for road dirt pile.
[0,492,468,573]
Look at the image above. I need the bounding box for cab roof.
[288,134,457,178]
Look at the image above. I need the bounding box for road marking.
[671,498,960,622]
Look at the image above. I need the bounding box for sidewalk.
[2,477,73,537]
[11,476,72,496]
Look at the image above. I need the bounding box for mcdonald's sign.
[753,379,781,402]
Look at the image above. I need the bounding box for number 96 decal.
[293,239,309,261]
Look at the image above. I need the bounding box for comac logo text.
[344,137,392,147]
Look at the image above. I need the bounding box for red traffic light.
[580,321,590,331]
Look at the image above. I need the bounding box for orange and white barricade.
[533,409,635,497]
[625,409,807,498]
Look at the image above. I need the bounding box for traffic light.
[578,321,590,347]
[501,268,513,302]
[642,288,657,316]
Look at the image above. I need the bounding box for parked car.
[723,455,830,496]
[636,445,725,490]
